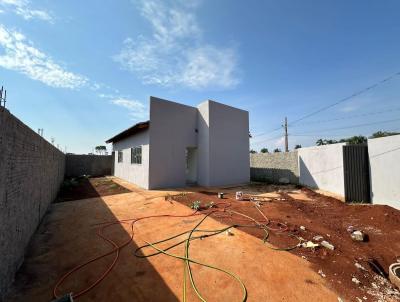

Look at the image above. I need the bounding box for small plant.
[190,200,201,210]
[206,201,215,209]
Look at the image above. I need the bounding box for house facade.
[106,96,250,189]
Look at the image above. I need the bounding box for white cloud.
[0,25,87,89]
[0,0,53,22]
[274,136,285,148]
[110,98,148,121]
[114,0,239,90]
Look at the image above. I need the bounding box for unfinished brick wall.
[250,151,299,184]
[0,108,65,298]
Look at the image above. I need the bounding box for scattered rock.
[300,225,306,231]
[313,235,324,241]
[352,277,361,285]
[321,240,335,250]
[355,262,367,271]
[351,230,366,242]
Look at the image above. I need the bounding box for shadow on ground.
[5,179,178,302]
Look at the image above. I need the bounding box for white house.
[106,96,250,189]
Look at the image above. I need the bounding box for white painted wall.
[148,97,197,189]
[368,134,400,209]
[197,101,210,186]
[206,100,250,186]
[298,143,346,196]
[113,129,150,189]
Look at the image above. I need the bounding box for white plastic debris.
[352,277,361,285]
[300,225,306,231]
[318,269,326,278]
[301,241,319,249]
[313,235,323,241]
[321,240,335,250]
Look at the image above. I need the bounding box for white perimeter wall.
[298,143,346,196]
[113,129,150,189]
[368,134,400,209]
[205,101,250,186]
[148,97,197,189]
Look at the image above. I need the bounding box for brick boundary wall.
[0,108,65,298]
[250,151,299,184]
[65,154,112,177]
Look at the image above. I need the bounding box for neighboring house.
[106,96,250,189]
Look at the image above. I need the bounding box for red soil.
[173,186,400,301]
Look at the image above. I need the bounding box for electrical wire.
[53,196,303,301]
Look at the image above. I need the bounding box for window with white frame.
[118,151,123,163]
[131,146,142,164]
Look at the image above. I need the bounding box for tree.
[273,148,281,153]
[95,145,107,155]
[260,147,269,153]
[294,144,302,149]
[343,135,367,145]
[316,139,325,146]
[250,149,257,154]
[370,131,400,139]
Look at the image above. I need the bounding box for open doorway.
[185,147,197,185]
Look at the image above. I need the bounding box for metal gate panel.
[343,145,371,203]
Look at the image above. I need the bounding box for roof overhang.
[105,121,149,144]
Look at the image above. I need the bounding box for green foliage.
[206,201,215,209]
[316,135,367,146]
[369,131,400,139]
[260,148,269,153]
[95,145,107,155]
[273,148,281,153]
[294,144,302,149]
[190,201,201,210]
[249,149,257,154]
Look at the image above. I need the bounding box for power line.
[289,71,400,126]
[290,118,400,135]
[291,107,400,127]
[252,71,400,139]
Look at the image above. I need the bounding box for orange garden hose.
[53,199,296,300]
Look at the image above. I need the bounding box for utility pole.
[284,117,289,152]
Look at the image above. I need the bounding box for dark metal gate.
[343,145,371,203]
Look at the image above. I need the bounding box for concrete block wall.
[368,134,400,209]
[0,108,65,298]
[65,154,112,178]
[250,151,299,184]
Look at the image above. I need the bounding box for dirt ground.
[172,184,400,301]
[56,176,131,202]
[5,178,400,302]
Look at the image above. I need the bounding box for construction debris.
[320,240,335,250]
[313,235,324,241]
[351,230,366,242]
[301,241,319,249]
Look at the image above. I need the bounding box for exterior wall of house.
[368,134,400,209]
[148,97,198,189]
[205,101,250,186]
[112,129,150,189]
[196,101,210,186]
[298,143,346,196]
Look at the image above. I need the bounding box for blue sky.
[0,0,399,153]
